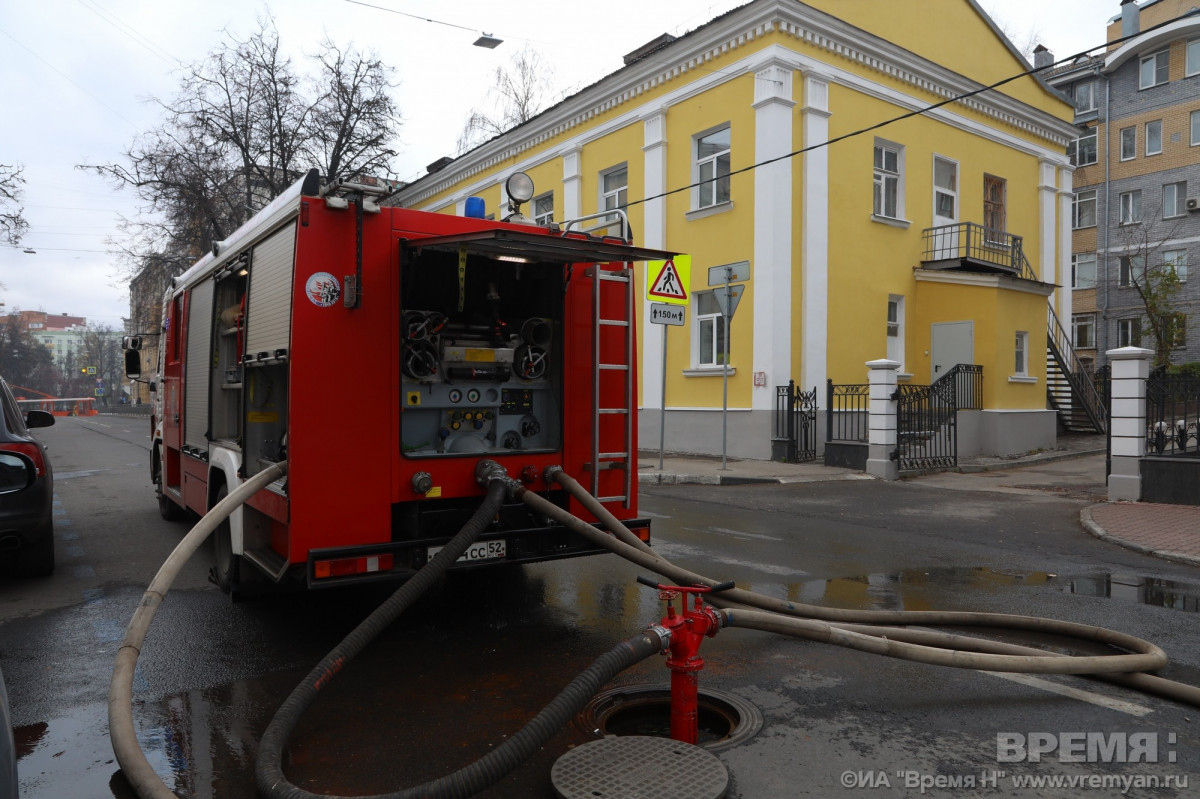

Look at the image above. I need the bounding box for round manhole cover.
[576,685,763,752]
[551,735,728,799]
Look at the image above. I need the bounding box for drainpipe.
[1102,71,1112,359]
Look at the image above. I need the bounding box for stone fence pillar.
[866,359,900,481]
[1107,346,1153,501]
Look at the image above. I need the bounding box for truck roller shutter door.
[184,279,214,450]
[245,224,297,358]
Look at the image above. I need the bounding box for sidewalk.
[638,436,1200,569]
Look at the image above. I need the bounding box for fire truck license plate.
[428,540,506,563]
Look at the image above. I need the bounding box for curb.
[957,447,1106,474]
[1080,504,1200,568]
[638,472,780,486]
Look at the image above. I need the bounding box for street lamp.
[473,33,503,48]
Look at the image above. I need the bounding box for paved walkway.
[638,435,1200,569]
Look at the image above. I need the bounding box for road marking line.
[982,671,1153,717]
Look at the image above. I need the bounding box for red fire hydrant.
[638,576,733,745]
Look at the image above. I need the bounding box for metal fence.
[826,380,869,443]
[933,364,983,410]
[774,381,818,462]
[1146,369,1200,456]
[894,380,958,471]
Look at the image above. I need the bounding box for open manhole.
[576,684,762,752]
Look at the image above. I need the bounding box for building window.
[1164,182,1187,218]
[1120,126,1137,160]
[933,156,957,219]
[1162,313,1187,348]
[533,193,554,226]
[1189,37,1200,76]
[1072,190,1097,228]
[886,296,904,368]
[1069,130,1097,166]
[1145,120,1163,156]
[873,141,903,219]
[1139,50,1169,89]
[1120,254,1147,287]
[1014,331,1029,376]
[1119,190,1142,225]
[1072,314,1096,349]
[1118,318,1142,348]
[983,174,1006,236]
[1072,252,1097,289]
[1074,81,1098,114]
[600,165,628,229]
[695,126,731,209]
[1192,110,1200,146]
[1163,249,1188,283]
[695,291,728,367]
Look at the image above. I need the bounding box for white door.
[931,321,974,380]
[931,156,959,259]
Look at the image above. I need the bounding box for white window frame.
[1192,110,1200,146]
[1073,189,1097,229]
[1014,331,1029,376]
[1119,190,1142,225]
[1069,130,1098,167]
[599,164,628,231]
[1139,50,1169,89]
[1120,126,1137,161]
[983,174,1007,238]
[1189,37,1200,76]
[532,192,554,226]
[1163,249,1188,283]
[1072,314,1096,349]
[693,124,731,210]
[1164,182,1187,218]
[1145,120,1163,156]
[1161,312,1188,349]
[693,290,729,368]
[1074,81,1098,114]
[1120,254,1147,287]
[872,139,904,221]
[1072,252,1097,289]
[886,295,905,372]
[932,156,958,221]
[1118,317,1142,348]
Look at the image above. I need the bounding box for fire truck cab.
[134,169,673,595]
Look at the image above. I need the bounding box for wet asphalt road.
[2,416,1199,798]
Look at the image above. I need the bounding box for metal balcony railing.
[921,222,1038,281]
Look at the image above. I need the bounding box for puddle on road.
[787,567,1200,613]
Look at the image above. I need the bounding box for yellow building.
[393,0,1079,460]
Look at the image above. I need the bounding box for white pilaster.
[752,62,795,409]
[801,74,830,393]
[642,112,668,410]
[1037,160,1057,284]
[1107,346,1152,501]
[562,148,582,220]
[1057,166,1075,338]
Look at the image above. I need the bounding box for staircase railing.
[931,364,983,411]
[1046,305,1107,433]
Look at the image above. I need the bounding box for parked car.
[0,665,15,799]
[0,375,55,577]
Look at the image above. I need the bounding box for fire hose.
[112,458,1200,799]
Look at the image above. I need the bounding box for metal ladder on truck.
[565,211,636,508]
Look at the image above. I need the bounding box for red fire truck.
[129,169,673,596]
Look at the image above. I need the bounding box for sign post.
[647,257,691,470]
[712,270,745,470]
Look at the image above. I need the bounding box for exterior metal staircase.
[1046,305,1107,433]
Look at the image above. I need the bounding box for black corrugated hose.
[255,477,664,799]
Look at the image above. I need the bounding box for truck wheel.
[155,449,184,522]
[211,485,241,597]
[14,525,54,578]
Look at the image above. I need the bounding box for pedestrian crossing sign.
[646,255,691,306]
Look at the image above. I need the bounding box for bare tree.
[1115,209,1189,368]
[457,47,555,153]
[0,163,29,246]
[81,17,402,286]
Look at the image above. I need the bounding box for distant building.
[1047,0,1200,369]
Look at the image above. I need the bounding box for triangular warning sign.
[648,260,687,301]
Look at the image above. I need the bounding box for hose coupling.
[475,459,523,496]
[543,465,565,485]
[646,623,672,654]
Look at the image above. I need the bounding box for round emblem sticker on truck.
[305,272,341,307]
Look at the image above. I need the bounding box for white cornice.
[914,268,1057,296]
[397,0,1075,207]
